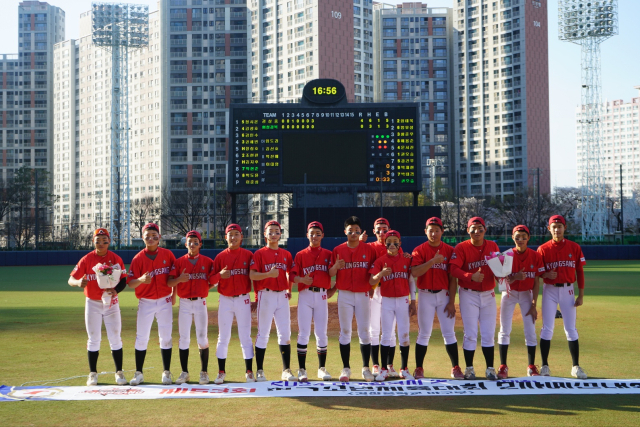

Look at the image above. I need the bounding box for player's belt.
[307,286,326,293]
[263,288,285,292]
[186,297,204,301]
[232,293,248,298]
[553,283,571,287]
[420,289,442,294]
[461,287,481,293]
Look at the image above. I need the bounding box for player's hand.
[139,271,152,284]
[334,255,345,270]
[471,267,484,282]
[105,288,117,296]
[178,268,190,283]
[368,289,374,299]
[80,274,88,288]
[327,287,337,299]
[359,230,368,242]
[507,274,516,284]
[380,263,392,277]
[544,268,558,280]
[444,302,456,318]
[267,266,279,278]
[513,268,526,281]
[409,300,417,316]
[285,290,292,300]
[403,252,411,259]
[300,274,313,286]
[220,265,230,279]
[432,250,444,264]
[526,305,538,323]
[574,295,583,307]
[250,301,257,312]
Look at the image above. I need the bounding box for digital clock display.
[303,79,346,104]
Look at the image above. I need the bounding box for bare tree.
[161,184,211,236]
[551,187,582,230]
[494,188,556,236]
[130,195,160,238]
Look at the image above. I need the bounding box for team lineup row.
[69,214,588,387]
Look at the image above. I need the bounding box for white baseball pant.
[217,293,254,359]
[338,290,371,345]
[540,284,579,341]
[134,295,173,351]
[255,290,291,348]
[178,298,209,350]
[416,289,457,346]
[85,297,122,352]
[370,286,396,346]
[381,296,411,347]
[459,288,497,350]
[498,290,537,346]
[297,289,328,348]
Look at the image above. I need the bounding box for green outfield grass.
[0,261,639,426]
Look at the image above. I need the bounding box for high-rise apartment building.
[373,2,453,196]
[1,1,65,183]
[453,0,549,197]
[577,88,640,197]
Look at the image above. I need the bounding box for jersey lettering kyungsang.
[71,251,125,300]
[250,247,292,293]
[331,242,377,293]
[450,239,500,291]
[290,246,332,291]
[170,254,215,299]
[537,239,587,287]
[211,248,253,297]
[127,247,176,299]
[369,254,412,297]
[411,241,454,291]
[509,248,545,292]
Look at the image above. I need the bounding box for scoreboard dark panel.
[229,102,421,194]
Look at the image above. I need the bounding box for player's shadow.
[290,393,640,415]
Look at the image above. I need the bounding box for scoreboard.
[228,79,421,194]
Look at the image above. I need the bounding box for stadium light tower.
[558,0,618,241]
[92,2,149,247]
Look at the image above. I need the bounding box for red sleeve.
[70,255,88,279]
[290,252,302,282]
[369,257,383,276]
[578,247,587,266]
[169,257,180,278]
[576,261,585,290]
[450,264,473,282]
[250,250,262,271]
[534,252,546,276]
[127,255,140,283]
[330,247,339,268]
[411,246,426,267]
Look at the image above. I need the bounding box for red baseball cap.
[467,217,486,228]
[549,215,566,226]
[225,224,242,234]
[385,230,401,240]
[374,218,390,227]
[93,228,110,238]
[186,230,202,242]
[307,221,323,232]
[513,225,530,235]
[142,223,160,233]
[426,217,444,229]
[264,220,281,230]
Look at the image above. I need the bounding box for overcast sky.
[1,0,638,190]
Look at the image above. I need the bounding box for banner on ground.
[2,377,640,401]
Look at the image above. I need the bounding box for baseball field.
[0,260,639,426]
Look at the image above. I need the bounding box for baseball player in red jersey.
[537,215,588,379]
[127,223,177,386]
[69,228,127,386]
[290,221,333,382]
[497,225,545,379]
[450,217,500,380]
[328,216,377,382]
[167,230,214,385]
[369,230,416,381]
[250,220,294,382]
[411,217,464,380]
[209,224,256,384]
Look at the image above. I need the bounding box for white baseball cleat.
[540,365,551,376]
[115,371,127,386]
[129,371,144,386]
[175,371,190,385]
[87,372,98,386]
[214,371,226,384]
[256,369,267,382]
[199,371,210,385]
[375,369,389,382]
[387,365,399,378]
[246,371,256,382]
[318,367,332,381]
[362,367,375,382]
[282,368,296,381]
[162,370,173,385]
[339,368,351,382]
[485,367,498,381]
[297,368,308,382]
[464,366,476,380]
[372,365,380,376]
[400,369,415,380]
[571,365,588,379]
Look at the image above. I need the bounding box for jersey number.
[322,294,327,300]
[244,299,250,304]
[568,289,574,295]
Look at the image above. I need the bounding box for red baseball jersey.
[411,241,454,291]
[70,251,125,300]
[250,247,292,292]
[509,248,545,292]
[537,239,587,289]
[290,246,332,291]
[331,242,377,293]
[370,254,412,298]
[170,254,214,299]
[127,247,176,299]
[211,247,253,297]
[450,239,500,291]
